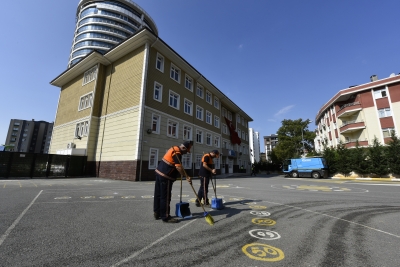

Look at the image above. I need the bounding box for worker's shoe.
[162,216,179,223]
[204,202,211,208]
[153,212,160,220]
[195,201,201,207]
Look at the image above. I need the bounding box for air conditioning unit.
[67,142,76,149]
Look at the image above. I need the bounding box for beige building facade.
[50,28,252,181]
[315,74,400,151]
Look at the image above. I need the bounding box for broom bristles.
[204,212,214,225]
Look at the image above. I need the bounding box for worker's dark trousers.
[197,176,210,204]
[153,174,174,220]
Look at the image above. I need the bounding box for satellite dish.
[389,73,396,77]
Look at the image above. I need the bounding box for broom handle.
[210,175,217,199]
[171,146,186,205]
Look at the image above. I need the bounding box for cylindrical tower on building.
[69,0,158,67]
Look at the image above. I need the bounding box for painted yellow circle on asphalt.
[249,205,267,210]
[122,196,135,199]
[252,218,276,226]
[99,196,114,199]
[242,243,284,262]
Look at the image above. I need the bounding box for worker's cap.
[211,150,220,157]
[182,141,193,152]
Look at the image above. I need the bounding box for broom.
[172,147,214,226]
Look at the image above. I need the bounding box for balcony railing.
[340,120,364,128]
[339,101,360,111]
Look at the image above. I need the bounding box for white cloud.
[274,105,294,117]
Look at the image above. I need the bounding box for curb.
[331,177,400,182]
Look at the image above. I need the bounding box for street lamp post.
[301,120,313,156]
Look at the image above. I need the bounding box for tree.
[274,119,316,161]
[336,141,352,176]
[350,141,369,177]
[322,144,338,175]
[386,131,400,176]
[367,137,388,177]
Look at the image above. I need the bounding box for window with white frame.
[238,129,241,139]
[196,106,203,120]
[242,131,245,139]
[206,91,212,104]
[183,125,192,140]
[197,85,204,98]
[222,123,227,134]
[185,75,193,91]
[78,92,93,111]
[214,136,220,148]
[378,107,391,118]
[382,128,395,138]
[214,97,219,109]
[373,88,387,99]
[149,148,158,169]
[214,116,220,128]
[206,132,212,146]
[241,117,245,126]
[152,114,160,134]
[75,121,89,137]
[195,154,202,169]
[228,111,232,120]
[223,140,227,149]
[83,66,97,85]
[184,99,193,116]
[167,120,178,138]
[170,64,180,83]
[222,108,227,118]
[156,53,164,72]
[196,129,203,143]
[237,114,241,123]
[169,90,180,109]
[153,82,163,102]
[182,154,192,169]
[213,158,220,169]
[206,111,212,124]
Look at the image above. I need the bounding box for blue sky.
[2,0,400,152]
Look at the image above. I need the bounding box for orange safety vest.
[155,146,182,180]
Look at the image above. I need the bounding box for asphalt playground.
[1,174,400,266]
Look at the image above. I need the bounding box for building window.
[206,133,212,146]
[169,90,180,110]
[214,136,220,148]
[197,85,204,98]
[195,154,202,169]
[156,53,164,72]
[196,130,203,144]
[184,99,193,115]
[214,97,220,109]
[378,107,391,118]
[149,148,159,169]
[82,66,97,85]
[206,111,212,124]
[196,106,203,120]
[152,114,160,134]
[237,114,241,123]
[382,128,395,138]
[241,117,245,126]
[185,75,193,91]
[206,91,212,104]
[374,88,387,99]
[222,124,227,134]
[214,116,220,128]
[153,82,163,102]
[78,92,93,111]
[228,111,232,121]
[167,120,178,138]
[238,129,241,139]
[222,108,227,118]
[170,64,181,83]
[214,158,220,169]
[14,122,20,126]
[183,125,192,140]
[182,154,192,169]
[75,121,89,137]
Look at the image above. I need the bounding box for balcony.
[336,101,362,118]
[339,120,365,134]
[344,139,368,148]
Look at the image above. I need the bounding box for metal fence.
[0,151,87,178]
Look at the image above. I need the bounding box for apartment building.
[4,119,53,153]
[248,128,260,163]
[315,74,400,150]
[264,134,278,162]
[50,28,252,181]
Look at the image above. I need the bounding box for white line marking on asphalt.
[111,219,197,267]
[264,200,400,239]
[345,183,400,186]
[0,190,43,247]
